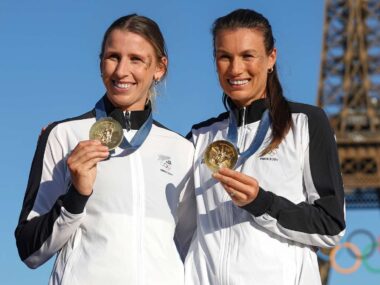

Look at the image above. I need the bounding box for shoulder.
[186,112,229,139]
[288,101,334,138]
[30,110,94,163]
[191,112,229,131]
[289,102,327,119]
[39,110,94,143]
[289,102,330,127]
[186,112,229,140]
[152,120,193,147]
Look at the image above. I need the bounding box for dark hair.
[212,9,292,154]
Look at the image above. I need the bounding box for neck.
[229,93,266,108]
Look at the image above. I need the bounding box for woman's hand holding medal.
[213,168,259,207]
[203,108,270,207]
[67,140,109,196]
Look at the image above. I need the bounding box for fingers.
[213,168,259,206]
[67,140,109,196]
[69,140,109,160]
[218,167,256,186]
[221,183,247,201]
[214,172,246,194]
[67,140,109,172]
[213,168,258,196]
[39,123,52,137]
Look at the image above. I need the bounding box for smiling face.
[101,29,166,111]
[215,28,276,107]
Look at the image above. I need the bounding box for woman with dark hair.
[15,14,195,285]
[185,9,345,285]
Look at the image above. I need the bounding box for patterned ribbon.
[227,108,271,166]
[94,97,153,150]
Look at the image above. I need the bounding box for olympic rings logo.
[317,229,380,274]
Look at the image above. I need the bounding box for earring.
[154,78,160,85]
[267,67,274,74]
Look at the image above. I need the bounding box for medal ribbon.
[94,97,153,150]
[227,108,271,166]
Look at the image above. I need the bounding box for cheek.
[216,65,228,82]
[216,62,226,74]
[133,70,154,89]
[217,74,228,89]
[102,63,115,78]
[250,72,268,90]
[249,65,265,78]
[134,69,149,83]
[145,66,159,82]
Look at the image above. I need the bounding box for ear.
[154,57,168,81]
[267,48,277,70]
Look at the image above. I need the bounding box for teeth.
[229,79,249,85]
[114,82,131,89]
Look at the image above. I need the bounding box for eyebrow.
[216,49,260,55]
[104,50,152,60]
[130,53,152,67]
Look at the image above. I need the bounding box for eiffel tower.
[316,0,380,284]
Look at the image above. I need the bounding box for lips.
[112,80,134,89]
[228,79,250,86]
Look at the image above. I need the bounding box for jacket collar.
[100,95,151,130]
[229,98,268,127]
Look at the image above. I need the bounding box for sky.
[0,0,379,284]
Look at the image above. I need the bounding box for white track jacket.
[15,96,196,285]
[185,99,346,285]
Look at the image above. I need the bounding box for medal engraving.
[204,140,238,172]
[89,117,123,150]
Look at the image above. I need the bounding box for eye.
[217,54,231,61]
[243,54,255,60]
[130,56,144,63]
[105,53,119,61]
[243,53,261,61]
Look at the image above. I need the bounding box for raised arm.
[15,123,108,268]
[214,107,346,248]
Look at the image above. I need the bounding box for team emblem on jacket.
[259,147,279,162]
[158,155,173,175]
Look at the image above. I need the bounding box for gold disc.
[204,140,238,172]
[89,117,123,150]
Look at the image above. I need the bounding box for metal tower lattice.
[317,0,380,284]
[318,0,380,191]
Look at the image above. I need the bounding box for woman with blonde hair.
[16,14,195,285]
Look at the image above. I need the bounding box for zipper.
[238,107,248,151]
[124,111,131,131]
[225,203,233,284]
[218,181,235,284]
[130,153,145,285]
[218,194,228,285]
[219,107,247,284]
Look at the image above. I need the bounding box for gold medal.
[204,140,238,172]
[89,117,123,150]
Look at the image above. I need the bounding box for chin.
[106,94,127,108]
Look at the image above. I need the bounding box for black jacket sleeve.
[242,106,345,248]
[15,123,89,268]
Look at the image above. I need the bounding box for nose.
[114,58,130,78]
[229,58,244,76]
